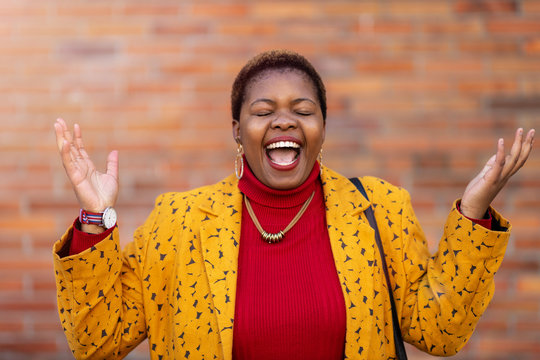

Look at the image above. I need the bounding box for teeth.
[266,141,300,150]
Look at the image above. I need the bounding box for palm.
[54,119,119,212]
[71,162,118,213]
[460,128,535,219]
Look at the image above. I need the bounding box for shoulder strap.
[349,177,408,360]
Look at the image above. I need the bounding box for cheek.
[240,121,266,155]
[306,124,325,150]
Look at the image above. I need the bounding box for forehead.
[244,68,317,100]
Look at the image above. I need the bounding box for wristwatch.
[79,207,117,229]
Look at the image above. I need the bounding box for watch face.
[102,207,117,229]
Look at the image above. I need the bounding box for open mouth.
[265,140,301,167]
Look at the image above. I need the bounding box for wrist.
[80,223,106,235]
[79,207,117,230]
[458,201,488,220]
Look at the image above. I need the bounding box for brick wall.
[0,0,538,359]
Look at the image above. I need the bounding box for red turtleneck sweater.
[233,162,346,360]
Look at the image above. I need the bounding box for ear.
[232,119,240,143]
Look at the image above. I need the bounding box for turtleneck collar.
[238,157,321,209]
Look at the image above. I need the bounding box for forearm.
[53,227,146,359]
[401,203,511,355]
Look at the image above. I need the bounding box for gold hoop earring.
[235,143,244,180]
[318,148,323,174]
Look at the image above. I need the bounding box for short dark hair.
[231,49,327,121]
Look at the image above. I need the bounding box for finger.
[54,123,65,151]
[61,139,76,174]
[73,124,90,160]
[508,128,535,177]
[501,128,524,179]
[54,118,69,151]
[484,139,505,183]
[60,118,74,144]
[106,150,119,181]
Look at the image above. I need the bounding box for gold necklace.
[243,191,315,244]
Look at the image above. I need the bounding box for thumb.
[106,150,119,181]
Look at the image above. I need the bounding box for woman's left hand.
[460,128,535,219]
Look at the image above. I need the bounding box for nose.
[271,111,297,130]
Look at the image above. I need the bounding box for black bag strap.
[349,177,408,360]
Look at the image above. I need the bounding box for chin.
[264,166,309,190]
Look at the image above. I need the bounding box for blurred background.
[0,0,539,359]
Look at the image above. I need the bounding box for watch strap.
[79,209,105,226]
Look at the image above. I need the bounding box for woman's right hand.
[54,118,119,215]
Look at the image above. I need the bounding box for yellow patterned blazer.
[53,167,511,359]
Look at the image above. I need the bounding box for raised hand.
[54,118,119,215]
[460,128,535,219]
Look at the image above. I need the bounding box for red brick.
[127,81,182,94]
[390,79,452,93]
[152,22,209,35]
[0,4,47,17]
[458,40,519,54]
[420,19,483,34]
[0,278,23,292]
[523,38,540,54]
[160,62,214,75]
[56,4,113,17]
[191,3,248,17]
[477,338,540,355]
[218,23,278,36]
[475,318,508,333]
[87,22,146,36]
[387,40,451,54]
[356,20,413,34]
[251,3,319,18]
[0,299,57,312]
[386,1,451,16]
[490,298,540,313]
[522,0,540,13]
[127,41,183,55]
[0,339,58,352]
[424,59,484,74]
[0,320,24,333]
[516,319,540,332]
[355,59,414,74]
[327,78,383,95]
[487,19,540,34]
[0,43,50,56]
[322,2,381,16]
[499,258,539,272]
[458,79,518,95]
[514,234,540,250]
[454,0,517,14]
[517,275,540,295]
[123,4,180,16]
[323,41,382,55]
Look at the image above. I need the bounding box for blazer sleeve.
[53,195,163,359]
[395,189,511,356]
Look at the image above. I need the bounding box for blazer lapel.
[321,167,377,357]
[198,170,379,358]
[199,175,242,360]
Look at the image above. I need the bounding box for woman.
[53,50,534,360]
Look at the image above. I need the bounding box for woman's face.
[232,69,325,190]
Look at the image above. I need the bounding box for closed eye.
[256,111,272,117]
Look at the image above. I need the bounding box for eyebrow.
[249,98,317,107]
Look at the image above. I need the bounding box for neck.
[238,161,321,208]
